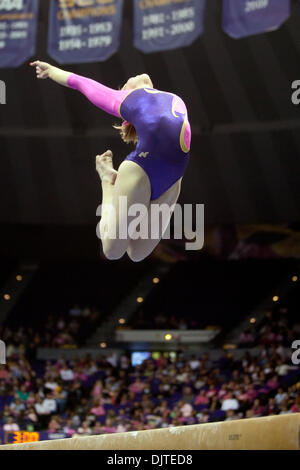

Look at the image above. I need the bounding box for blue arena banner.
[48,0,123,64]
[133,0,206,53]
[222,0,291,39]
[0,0,39,68]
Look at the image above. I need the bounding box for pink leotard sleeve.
[67,73,129,118]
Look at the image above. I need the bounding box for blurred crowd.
[0,304,101,354]
[238,308,300,348]
[1,344,299,436]
[133,310,199,330]
[1,296,299,437]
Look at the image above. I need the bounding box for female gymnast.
[30,61,191,262]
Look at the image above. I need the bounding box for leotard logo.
[138,152,149,158]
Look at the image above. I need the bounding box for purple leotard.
[68,74,191,200]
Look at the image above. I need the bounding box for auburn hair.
[113,84,139,145]
[113,121,138,145]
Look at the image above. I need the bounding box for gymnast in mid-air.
[30,61,191,262]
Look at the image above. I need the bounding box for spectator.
[90,398,105,416]
[239,330,255,347]
[189,355,200,370]
[178,319,188,330]
[102,418,117,434]
[266,397,279,415]
[77,420,92,435]
[250,399,265,417]
[34,394,56,423]
[279,404,292,415]
[9,396,25,415]
[93,422,103,435]
[129,378,145,395]
[275,387,288,405]
[16,384,29,402]
[221,393,239,411]
[194,390,209,406]
[179,402,193,418]
[196,409,210,423]
[60,364,75,382]
[63,419,76,437]
[91,380,103,398]
[48,416,61,433]
[69,304,82,317]
[3,417,20,432]
[225,409,239,421]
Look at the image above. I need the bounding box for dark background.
[0,0,300,258]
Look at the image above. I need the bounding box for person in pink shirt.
[74,367,88,382]
[250,399,265,417]
[290,401,300,413]
[102,418,117,433]
[90,398,105,416]
[91,380,103,398]
[93,422,103,435]
[266,375,280,391]
[245,385,258,401]
[63,419,76,437]
[206,385,217,399]
[0,367,9,379]
[235,387,249,404]
[194,390,210,406]
[217,384,228,400]
[129,377,145,395]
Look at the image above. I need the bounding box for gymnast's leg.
[96,151,151,260]
[126,179,182,262]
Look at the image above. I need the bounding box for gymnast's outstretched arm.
[30,61,128,118]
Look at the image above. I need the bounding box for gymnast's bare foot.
[96,150,118,184]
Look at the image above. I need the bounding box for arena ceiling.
[0,0,300,227]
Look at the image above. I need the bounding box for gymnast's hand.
[30,61,70,87]
[30,61,52,79]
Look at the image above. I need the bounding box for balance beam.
[1,414,299,450]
